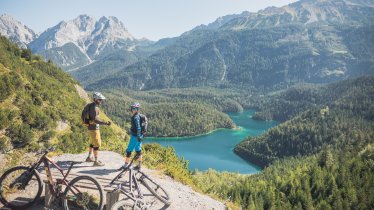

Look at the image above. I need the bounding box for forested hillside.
[101,88,237,137]
[0,36,127,153]
[192,76,374,209]
[235,76,374,167]
[194,147,374,209]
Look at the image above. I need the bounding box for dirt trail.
[1,151,226,210]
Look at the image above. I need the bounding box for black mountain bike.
[0,147,104,210]
[109,154,171,209]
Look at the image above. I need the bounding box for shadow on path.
[78,169,119,176]
[53,160,92,170]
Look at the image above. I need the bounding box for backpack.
[139,114,148,133]
[81,103,94,126]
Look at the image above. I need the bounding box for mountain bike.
[108,154,171,209]
[0,147,104,210]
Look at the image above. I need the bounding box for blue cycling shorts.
[126,135,143,153]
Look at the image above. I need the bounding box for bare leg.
[125,156,130,164]
[93,150,98,161]
[88,147,93,158]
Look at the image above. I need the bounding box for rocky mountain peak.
[94,16,133,40]
[0,13,37,48]
[29,15,137,56]
[73,14,96,32]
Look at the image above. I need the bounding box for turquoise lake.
[145,110,278,174]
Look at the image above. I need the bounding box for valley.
[0,0,373,209]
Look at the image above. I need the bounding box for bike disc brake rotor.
[76,192,90,206]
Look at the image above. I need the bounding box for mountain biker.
[85,92,111,166]
[120,102,145,170]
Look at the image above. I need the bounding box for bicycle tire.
[0,166,43,210]
[111,199,135,210]
[136,172,171,206]
[63,175,104,210]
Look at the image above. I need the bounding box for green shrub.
[0,136,13,153]
[0,109,17,129]
[6,124,34,147]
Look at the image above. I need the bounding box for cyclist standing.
[121,102,145,170]
[84,92,111,166]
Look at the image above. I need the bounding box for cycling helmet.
[93,92,106,100]
[130,102,140,110]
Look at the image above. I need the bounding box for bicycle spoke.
[0,166,43,209]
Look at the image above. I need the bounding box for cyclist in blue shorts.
[120,102,144,170]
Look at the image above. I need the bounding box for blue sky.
[0,0,298,41]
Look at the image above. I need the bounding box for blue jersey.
[130,113,142,137]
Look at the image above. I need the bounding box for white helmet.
[93,92,106,100]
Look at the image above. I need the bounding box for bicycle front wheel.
[63,175,104,210]
[0,166,43,210]
[111,199,135,210]
[136,172,171,206]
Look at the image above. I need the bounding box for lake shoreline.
[146,110,278,173]
[147,111,253,139]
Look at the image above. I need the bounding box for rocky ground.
[0,151,226,210]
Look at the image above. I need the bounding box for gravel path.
[1,151,225,210]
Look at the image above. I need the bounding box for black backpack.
[139,114,148,133]
[81,103,94,126]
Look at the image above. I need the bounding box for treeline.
[252,76,374,121]
[235,76,374,167]
[100,88,248,137]
[105,87,248,112]
[251,84,324,121]
[236,107,374,167]
[193,147,374,209]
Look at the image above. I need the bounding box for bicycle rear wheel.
[0,166,43,210]
[110,199,134,210]
[136,172,171,206]
[63,175,104,210]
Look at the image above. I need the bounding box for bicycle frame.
[109,153,140,185]
[109,154,170,208]
[117,168,144,199]
[109,154,145,199]
[28,150,82,199]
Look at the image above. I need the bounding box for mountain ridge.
[86,0,374,91]
[28,14,152,70]
[0,14,153,71]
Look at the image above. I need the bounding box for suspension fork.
[18,158,43,189]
